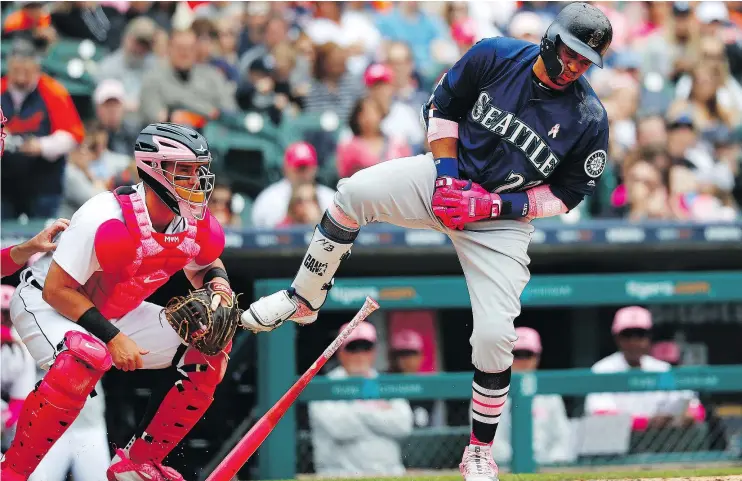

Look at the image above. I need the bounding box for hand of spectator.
[256,77,275,94]
[647,414,674,429]
[20,137,42,156]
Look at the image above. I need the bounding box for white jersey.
[584,352,695,418]
[1,337,36,401]
[30,183,195,288]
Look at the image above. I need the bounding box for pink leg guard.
[128,344,230,464]
[1,331,112,478]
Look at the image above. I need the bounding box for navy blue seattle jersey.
[423,37,609,209]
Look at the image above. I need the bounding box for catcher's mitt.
[164,283,241,356]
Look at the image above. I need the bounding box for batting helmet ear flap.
[540,29,564,79]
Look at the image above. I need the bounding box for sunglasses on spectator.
[344,340,375,352]
[393,349,421,357]
[617,328,651,339]
[513,349,538,359]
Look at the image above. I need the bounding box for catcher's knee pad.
[128,345,229,464]
[3,331,111,476]
[291,211,358,310]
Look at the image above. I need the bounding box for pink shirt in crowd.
[336,136,412,179]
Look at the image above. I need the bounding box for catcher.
[1,123,241,481]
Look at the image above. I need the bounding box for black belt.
[23,270,43,291]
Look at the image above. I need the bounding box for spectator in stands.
[96,16,158,120]
[508,11,545,44]
[59,122,111,219]
[668,63,739,132]
[636,114,669,151]
[237,1,270,57]
[93,79,138,158]
[1,37,84,220]
[640,1,699,81]
[303,1,381,76]
[336,96,412,179]
[236,57,286,125]
[492,327,573,465]
[211,17,241,84]
[192,17,217,66]
[450,18,477,57]
[375,2,452,83]
[308,322,413,476]
[584,307,701,431]
[620,160,671,221]
[139,27,237,128]
[365,63,424,153]
[277,183,323,228]
[305,42,364,124]
[388,329,439,428]
[1,285,37,452]
[237,14,288,82]
[251,142,336,228]
[2,2,56,48]
[208,182,241,228]
[385,41,428,113]
[676,35,742,115]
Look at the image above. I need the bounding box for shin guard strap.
[128,380,213,464]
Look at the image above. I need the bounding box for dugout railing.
[248,275,742,480]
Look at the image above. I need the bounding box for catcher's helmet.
[540,2,613,80]
[134,123,215,220]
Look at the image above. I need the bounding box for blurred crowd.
[1,0,742,228]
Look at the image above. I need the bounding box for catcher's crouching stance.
[1,123,242,481]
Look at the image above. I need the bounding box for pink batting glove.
[432,178,502,230]
[4,398,23,429]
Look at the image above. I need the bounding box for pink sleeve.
[1,246,23,278]
[525,185,569,220]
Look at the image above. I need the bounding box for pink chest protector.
[81,186,225,320]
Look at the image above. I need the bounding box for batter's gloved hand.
[163,283,241,356]
[432,178,502,230]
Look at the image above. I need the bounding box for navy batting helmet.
[540,2,613,80]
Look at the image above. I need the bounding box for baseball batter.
[1,123,237,481]
[242,4,612,480]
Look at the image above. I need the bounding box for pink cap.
[451,18,477,46]
[391,330,423,352]
[341,321,377,345]
[612,306,652,334]
[284,142,317,169]
[1,285,16,310]
[514,327,542,354]
[364,63,394,87]
[651,341,681,364]
[94,79,126,105]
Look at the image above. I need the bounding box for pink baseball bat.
[206,296,380,481]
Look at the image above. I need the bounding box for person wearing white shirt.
[491,327,574,465]
[584,306,700,431]
[251,142,336,228]
[308,322,413,476]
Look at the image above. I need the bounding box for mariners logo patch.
[584,150,607,178]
